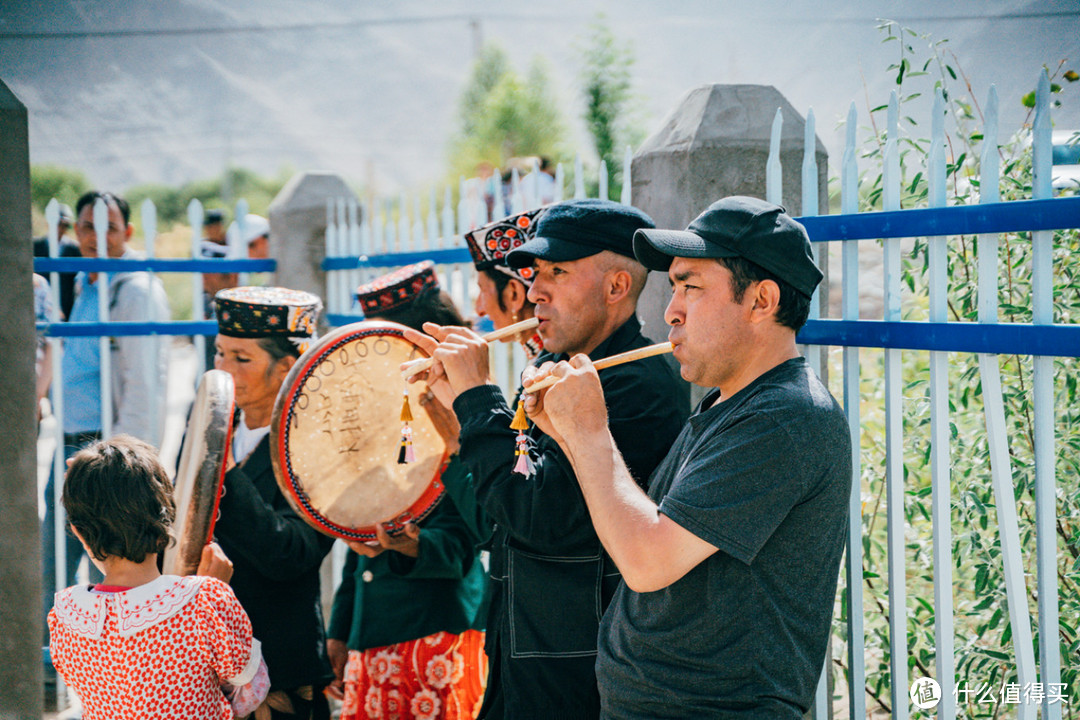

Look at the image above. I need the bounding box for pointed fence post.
[839,100,866,720]
[141,198,161,446]
[574,153,586,199]
[926,86,957,720]
[93,197,113,439]
[1030,69,1062,720]
[880,91,908,720]
[188,200,207,376]
[620,146,633,205]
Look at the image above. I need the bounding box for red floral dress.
[340,629,487,720]
[48,575,264,720]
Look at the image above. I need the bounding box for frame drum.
[164,369,235,575]
[271,321,447,541]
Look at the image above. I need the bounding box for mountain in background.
[1,0,1077,197]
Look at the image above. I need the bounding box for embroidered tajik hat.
[355,260,440,316]
[505,199,654,269]
[215,286,322,353]
[463,207,547,286]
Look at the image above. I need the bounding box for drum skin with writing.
[270,321,447,541]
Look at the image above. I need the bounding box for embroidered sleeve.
[197,577,257,683]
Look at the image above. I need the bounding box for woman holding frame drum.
[327,261,489,720]
[212,286,336,720]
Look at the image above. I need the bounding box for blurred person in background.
[33,202,80,319]
[41,190,170,647]
[203,208,228,245]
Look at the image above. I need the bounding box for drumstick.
[523,342,674,394]
[400,317,541,380]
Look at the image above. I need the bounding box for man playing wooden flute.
[522,196,852,718]
[406,199,689,720]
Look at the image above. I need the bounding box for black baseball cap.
[506,199,655,268]
[633,196,822,298]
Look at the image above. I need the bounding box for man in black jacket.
[407,199,689,720]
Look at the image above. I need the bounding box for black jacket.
[453,316,689,720]
[214,436,335,690]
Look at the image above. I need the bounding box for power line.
[0,12,571,40]
[1,7,1073,41]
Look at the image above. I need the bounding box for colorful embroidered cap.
[463,208,547,285]
[355,261,440,315]
[506,199,655,268]
[215,286,322,340]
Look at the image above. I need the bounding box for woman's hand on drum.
[195,542,234,583]
[418,387,461,454]
[345,522,422,559]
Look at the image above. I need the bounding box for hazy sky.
[1,0,1076,194]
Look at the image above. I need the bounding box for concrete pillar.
[0,78,43,719]
[268,171,360,323]
[632,84,829,402]
[267,172,360,618]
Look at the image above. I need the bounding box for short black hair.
[75,191,131,226]
[716,256,811,331]
[369,285,468,332]
[63,435,176,564]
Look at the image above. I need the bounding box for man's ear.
[749,279,781,323]
[605,269,633,305]
[504,279,529,315]
[124,222,134,241]
[278,354,298,378]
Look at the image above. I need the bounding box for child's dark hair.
[63,435,176,563]
[369,285,469,332]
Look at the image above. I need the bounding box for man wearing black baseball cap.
[522,196,852,718]
[404,198,689,719]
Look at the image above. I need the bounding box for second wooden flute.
[523,342,674,393]
[400,316,541,380]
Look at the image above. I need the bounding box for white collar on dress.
[232,412,270,463]
[53,574,205,639]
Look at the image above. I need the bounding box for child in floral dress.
[48,435,270,720]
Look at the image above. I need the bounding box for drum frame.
[271,321,448,541]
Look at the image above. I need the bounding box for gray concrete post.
[268,171,360,322]
[632,84,829,395]
[0,78,43,719]
[267,172,360,619]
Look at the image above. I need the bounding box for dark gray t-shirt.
[596,357,851,719]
